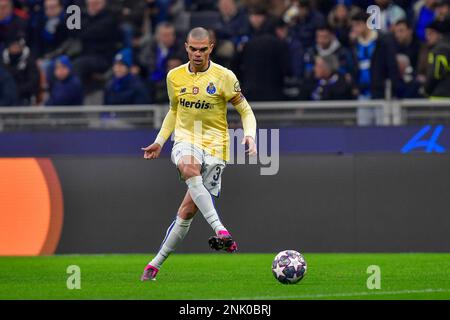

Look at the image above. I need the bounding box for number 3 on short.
[212,166,221,181]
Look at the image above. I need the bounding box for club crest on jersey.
[206,82,216,95]
[193,87,199,95]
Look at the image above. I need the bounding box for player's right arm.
[142,74,177,160]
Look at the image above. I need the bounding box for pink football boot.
[140,264,159,281]
[208,230,238,253]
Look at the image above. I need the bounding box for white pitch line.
[233,288,450,300]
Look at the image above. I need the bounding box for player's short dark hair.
[186,27,211,42]
[351,11,370,23]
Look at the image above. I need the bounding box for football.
[272,250,307,284]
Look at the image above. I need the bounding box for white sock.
[186,176,226,235]
[149,216,192,269]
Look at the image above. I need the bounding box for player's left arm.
[230,94,257,155]
[225,72,257,155]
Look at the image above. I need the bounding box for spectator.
[0,0,27,52]
[414,0,438,41]
[300,54,354,101]
[210,1,247,67]
[1,36,40,105]
[72,0,121,84]
[141,22,181,79]
[233,5,291,101]
[435,0,450,21]
[416,16,446,80]
[208,28,234,69]
[30,0,68,60]
[138,22,182,103]
[396,54,424,98]
[166,53,183,72]
[0,63,18,106]
[303,24,356,82]
[393,20,421,72]
[275,18,303,81]
[0,0,443,109]
[328,2,361,48]
[153,52,184,104]
[375,0,407,31]
[104,48,150,105]
[46,55,84,106]
[109,0,147,50]
[351,12,400,99]
[286,0,325,50]
[215,0,248,42]
[424,18,450,98]
[147,0,171,30]
[236,3,275,50]
[350,12,400,125]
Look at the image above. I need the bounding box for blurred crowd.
[0,0,449,108]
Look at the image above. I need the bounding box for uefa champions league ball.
[272,250,307,284]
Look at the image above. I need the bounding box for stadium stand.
[0,0,449,129]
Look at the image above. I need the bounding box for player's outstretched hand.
[242,136,257,156]
[141,143,162,160]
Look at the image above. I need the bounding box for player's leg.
[200,154,237,253]
[141,191,198,281]
[178,155,228,235]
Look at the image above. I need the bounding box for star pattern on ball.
[290,257,303,270]
[273,263,285,279]
[290,272,299,283]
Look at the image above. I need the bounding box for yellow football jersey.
[157,61,256,161]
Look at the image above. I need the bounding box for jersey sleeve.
[154,74,177,146]
[222,69,242,102]
[223,70,257,139]
[167,72,177,111]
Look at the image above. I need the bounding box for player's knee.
[179,164,200,180]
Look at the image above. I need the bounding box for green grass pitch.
[0,253,449,300]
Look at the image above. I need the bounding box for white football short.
[171,142,226,197]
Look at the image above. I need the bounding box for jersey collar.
[186,60,212,75]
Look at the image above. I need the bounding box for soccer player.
[140,27,257,281]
